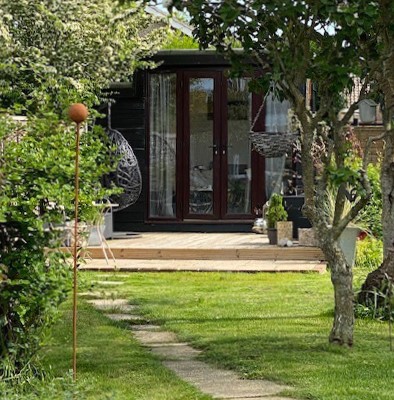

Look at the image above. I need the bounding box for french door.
[182,71,257,219]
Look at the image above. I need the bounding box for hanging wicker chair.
[106,127,142,211]
[249,131,299,158]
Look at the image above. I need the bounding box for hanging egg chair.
[106,127,142,211]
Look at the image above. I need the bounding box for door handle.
[221,145,232,155]
[209,144,218,155]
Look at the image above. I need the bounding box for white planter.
[299,226,359,267]
[339,226,360,267]
[88,211,114,246]
[88,224,105,246]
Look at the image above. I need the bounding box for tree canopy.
[0,0,169,380]
[0,0,168,113]
[162,0,391,346]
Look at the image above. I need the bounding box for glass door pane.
[226,78,252,214]
[149,74,177,218]
[188,78,215,215]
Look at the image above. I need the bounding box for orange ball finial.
[68,103,88,124]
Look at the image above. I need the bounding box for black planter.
[283,196,312,239]
[267,228,277,245]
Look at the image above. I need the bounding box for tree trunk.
[357,19,394,307]
[381,130,394,257]
[357,249,394,306]
[320,238,355,346]
[299,118,356,346]
[329,266,354,346]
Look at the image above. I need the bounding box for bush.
[266,194,288,229]
[0,372,88,399]
[0,113,117,381]
[358,163,382,239]
[355,237,383,272]
[354,237,389,321]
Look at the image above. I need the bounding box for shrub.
[0,113,117,381]
[266,194,288,229]
[355,237,383,272]
[354,237,388,321]
[0,372,88,399]
[358,163,382,239]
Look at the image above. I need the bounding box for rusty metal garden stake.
[68,103,89,381]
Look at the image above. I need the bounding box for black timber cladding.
[107,71,147,231]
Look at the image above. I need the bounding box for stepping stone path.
[105,313,145,322]
[86,298,136,313]
[87,293,294,400]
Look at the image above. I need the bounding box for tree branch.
[332,169,372,239]
[363,130,388,170]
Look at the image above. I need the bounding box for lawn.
[10,269,393,399]
[38,299,212,400]
[75,270,394,400]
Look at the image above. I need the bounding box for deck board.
[79,232,325,261]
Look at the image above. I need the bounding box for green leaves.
[219,1,240,23]
[0,111,118,380]
[0,0,169,112]
[0,0,161,378]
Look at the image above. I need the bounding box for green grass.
[37,299,212,400]
[3,296,212,399]
[7,269,392,399]
[79,270,394,400]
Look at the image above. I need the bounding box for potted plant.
[266,194,289,245]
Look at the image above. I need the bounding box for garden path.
[85,285,295,400]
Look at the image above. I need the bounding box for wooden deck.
[85,232,325,261]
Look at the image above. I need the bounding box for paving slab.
[132,329,179,344]
[79,291,116,298]
[87,298,129,306]
[150,343,202,361]
[131,324,161,331]
[104,313,145,322]
[164,360,290,399]
[87,299,137,312]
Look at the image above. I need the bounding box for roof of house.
[145,5,193,37]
